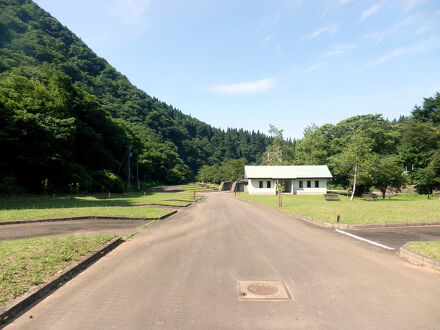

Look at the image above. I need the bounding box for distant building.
[244,165,333,195]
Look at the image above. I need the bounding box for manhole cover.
[238,280,292,301]
[247,284,278,296]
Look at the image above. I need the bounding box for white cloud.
[370,36,440,66]
[108,0,151,23]
[360,4,380,21]
[304,63,323,73]
[401,0,425,11]
[211,78,276,95]
[323,43,356,57]
[304,24,339,40]
[263,35,273,45]
[258,13,280,31]
[362,15,434,45]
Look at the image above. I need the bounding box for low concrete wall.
[399,242,440,271]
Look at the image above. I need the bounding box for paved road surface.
[346,225,440,249]
[6,193,440,329]
[0,219,149,241]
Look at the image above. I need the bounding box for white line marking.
[335,229,395,250]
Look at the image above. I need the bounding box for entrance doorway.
[280,180,292,193]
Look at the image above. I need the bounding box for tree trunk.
[350,164,357,201]
[381,190,386,200]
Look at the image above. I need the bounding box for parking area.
[345,225,440,249]
[0,219,150,241]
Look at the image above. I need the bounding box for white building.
[244,165,333,195]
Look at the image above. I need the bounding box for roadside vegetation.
[0,235,116,306]
[237,193,440,225]
[409,241,440,261]
[0,191,200,223]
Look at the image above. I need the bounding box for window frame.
[299,180,303,188]
[267,180,271,188]
[259,181,263,188]
[315,180,319,188]
[307,180,311,188]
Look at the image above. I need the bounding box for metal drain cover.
[238,281,292,300]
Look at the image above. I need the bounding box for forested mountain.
[0,0,273,193]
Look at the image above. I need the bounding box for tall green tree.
[371,155,407,199]
[329,132,376,200]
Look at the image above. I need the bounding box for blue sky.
[35,0,440,139]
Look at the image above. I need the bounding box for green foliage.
[413,167,440,197]
[197,158,246,183]
[261,125,295,165]
[294,124,328,165]
[91,170,124,193]
[371,155,407,199]
[412,92,440,123]
[329,132,376,198]
[0,0,273,192]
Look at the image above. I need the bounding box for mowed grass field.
[237,193,440,225]
[409,241,440,261]
[0,190,201,223]
[0,235,116,306]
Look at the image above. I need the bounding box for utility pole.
[136,161,140,191]
[127,145,132,189]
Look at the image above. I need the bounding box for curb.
[123,203,190,208]
[0,237,123,324]
[0,210,179,226]
[399,242,440,271]
[234,197,440,230]
[159,210,177,219]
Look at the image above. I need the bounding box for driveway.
[345,225,440,249]
[6,192,440,329]
[0,219,149,241]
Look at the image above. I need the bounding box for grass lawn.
[237,193,440,225]
[0,191,199,223]
[409,241,440,261]
[178,183,217,191]
[0,235,116,306]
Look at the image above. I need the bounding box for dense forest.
[0,0,273,193]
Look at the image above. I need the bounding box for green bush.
[91,170,123,193]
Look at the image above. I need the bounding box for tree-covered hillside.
[0,0,273,193]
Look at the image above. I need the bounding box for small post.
[278,188,282,208]
[108,192,111,199]
[143,191,146,196]
[193,189,195,201]
[337,214,341,223]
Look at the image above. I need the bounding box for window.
[259,181,263,188]
[307,180,311,188]
[299,180,303,188]
[315,180,319,188]
[267,181,271,188]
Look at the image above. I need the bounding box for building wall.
[248,179,277,195]
[248,178,327,195]
[292,179,327,194]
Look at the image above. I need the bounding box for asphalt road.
[0,219,149,241]
[6,193,440,329]
[346,225,440,249]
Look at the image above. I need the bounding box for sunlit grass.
[0,235,116,305]
[237,193,440,225]
[409,241,440,261]
[178,183,217,191]
[0,191,201,222]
